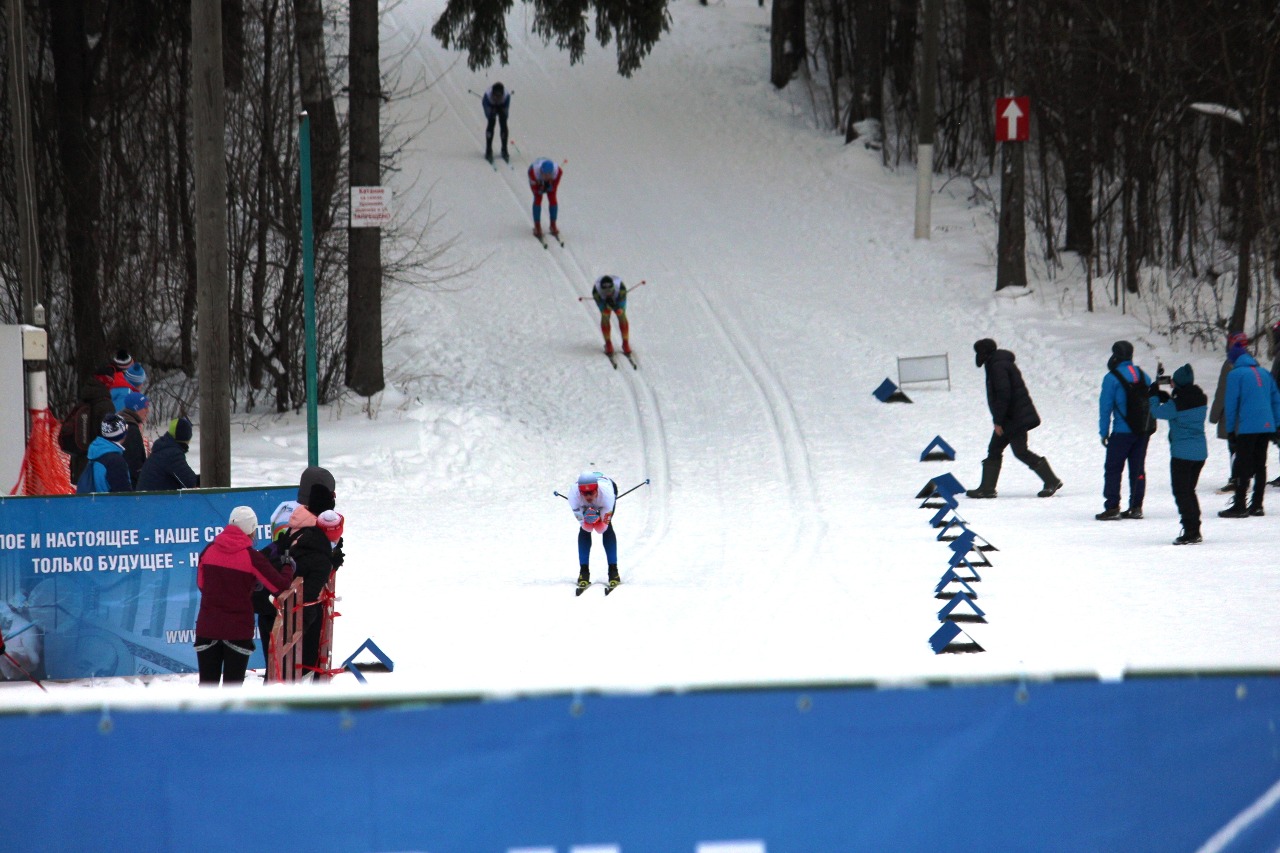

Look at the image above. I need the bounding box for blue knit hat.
[1228,344,1248,364]
[1172,364,1194,387]
[123,391,149,412]
[123,362,147,388]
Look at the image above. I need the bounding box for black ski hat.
[297,466,335,503]
[974,338,997,367]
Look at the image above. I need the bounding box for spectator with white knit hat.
[194,506,295,686]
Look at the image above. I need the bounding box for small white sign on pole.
[349,186,393,228]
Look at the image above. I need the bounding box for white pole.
[914,144,934,239]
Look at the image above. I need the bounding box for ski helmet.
[540,159,556,178]
[599,276,614,291]
[577,470,599,494]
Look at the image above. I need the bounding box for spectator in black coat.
[135,417,200,491]
[68,365,117,485]
[966,339,1063,499]
[119,392,150,487]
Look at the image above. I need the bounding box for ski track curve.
[407,21,675,574]
[692,289,827,570]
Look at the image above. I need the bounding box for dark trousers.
[1170,457,1205,535]
[1231,433,1270,508]
[987,429,1043,468]
[1103,432,1149,510]
[485,109,509,153]
[196,638,252,686]
[578,523,618,565]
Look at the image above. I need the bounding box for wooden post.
[192,0,231,486]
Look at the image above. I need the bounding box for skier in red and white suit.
[528,157,562,238]
[568,470,618,589]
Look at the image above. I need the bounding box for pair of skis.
[575,579,621,597]
[605,349,638,370]
[534,228,565,249]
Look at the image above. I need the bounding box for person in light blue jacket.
[1097,340,1154,520]
[1219,343,1280,517]
[75,414,133,494]
[1151,364,1207,544]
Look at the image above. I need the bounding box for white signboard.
[350,186,393,228]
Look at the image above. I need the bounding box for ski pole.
[553,491,569,500]
[4,651,47,692]
[578,280,645,301]
[617,479,651,499]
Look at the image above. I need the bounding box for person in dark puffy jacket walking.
[195,506,294,686]
[1150,364,1208,544]
[966,339,1062,499]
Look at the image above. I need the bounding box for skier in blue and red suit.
[528,157,562,238]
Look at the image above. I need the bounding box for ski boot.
[549,222,560,237]
[484,147,494,164]
[604,341,614,356]
[577,564,590,591]
[533,222,543,238]
[501,148,510,163]
[608,564,620,588]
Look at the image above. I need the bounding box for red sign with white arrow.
[996,97,1030,142]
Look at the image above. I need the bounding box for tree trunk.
[48,0,106,379]
[346,0,384,396]
[192,0,232,486]
[770,0,806,89]
[293,0,340,232]
[846,0,887,142]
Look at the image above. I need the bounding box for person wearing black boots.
[1218,339,1280,518]
[1150,364,1208,544]
[966,339,1062,499]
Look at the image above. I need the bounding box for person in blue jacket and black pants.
[1151,364,1208,544]
[1098,340,1153,520]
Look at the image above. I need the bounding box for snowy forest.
[1,0,1278,420]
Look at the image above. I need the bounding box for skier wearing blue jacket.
[1097,340,1153,520]
[1219,342,1280,517]
[1151,364,1208,544]
[75,414,133,494]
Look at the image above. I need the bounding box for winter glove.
[331,544,345,569]
[1101,435,1109,447]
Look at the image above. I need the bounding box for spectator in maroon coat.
[195,506,295,686]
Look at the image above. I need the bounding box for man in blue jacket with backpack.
[1098,340,1154,520]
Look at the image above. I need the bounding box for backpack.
[1111,369,1156,436]
[58,402,94,454]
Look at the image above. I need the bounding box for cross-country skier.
[569,470,619,590]
[528,157,562,238]
[592,275,631,356]
[482,82,510,163]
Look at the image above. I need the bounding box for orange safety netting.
[9,409,74,497]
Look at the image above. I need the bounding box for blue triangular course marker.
[934,572,978,600]
[950,557,982,582]
[929,621,985,654]
[947,530,994,568]
[938,592,987,623]
[917,473,966,507]
[872,378,913,403]
[341,638,395,684]
[928,502,959,528]
[920,436,957,462]
[935,517,970,541]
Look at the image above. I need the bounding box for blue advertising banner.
[1,676,1279,852]
[0,487,294,680]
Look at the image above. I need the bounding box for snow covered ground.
[6,0,1278,706]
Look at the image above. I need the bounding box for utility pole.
[191,0,231,486]
[914,0,941,239]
